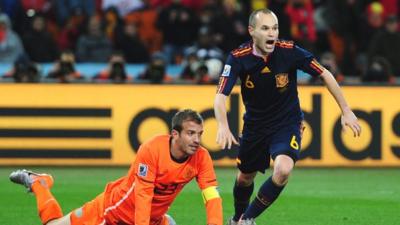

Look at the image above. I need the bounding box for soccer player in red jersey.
[10,109,223,225]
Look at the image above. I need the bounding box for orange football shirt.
[101,135,221,225]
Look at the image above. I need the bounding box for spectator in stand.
[268,0,292,40]
[149,0,205,11]
[320,52,344,82]
[380,0,398,18]
[19,0,51,14]
[156,0,199,64]
[47,50,83,83]
[197,0,223,40]
[310,52,344,84]
[53,0,95,26]
[357,2,386,55]
[285,0,317,52]
[180,52,201,81]
[214,1,248,53]
[22,14,58,62]
[57,9,86,51]
[76,14,112,62]
[0,0,26,35]
[12,54,40,83]
[324,0,366,75]
[184,26,224,82]
[353,2,386,78]
[2,54,40,83]
[102,0,144,17]
[362,56,395,83]
[312,1,332,56]
[8,0,54,35]
[0,13,24,62]
[0,0,21,20]
[368,15,400,77]
[180,52,212,84]
[138,52,172,84]
[124,2,163,53]
[114,22,150,63]
[185,27,224,62]
[93,51,131,83]
[103,6,124,42]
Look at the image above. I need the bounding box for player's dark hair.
[172,109,203,133]
[249,8,274,27]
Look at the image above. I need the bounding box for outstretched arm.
[320,69,361,137]
[214,93,238,149]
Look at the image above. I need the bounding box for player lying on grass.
[10,109,223,225]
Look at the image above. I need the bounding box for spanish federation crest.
[183,167,195,179]
[275,73,289,88]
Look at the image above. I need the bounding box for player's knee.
[273,166,292,186]
[273,155,294,185]
[236,171,256,186]
[236,178,252,186]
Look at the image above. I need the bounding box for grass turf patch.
[1,167,399,225]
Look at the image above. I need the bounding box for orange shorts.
[69,193,172,225]
[70,193,105,225]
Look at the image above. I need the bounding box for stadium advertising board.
[0,84,399,167]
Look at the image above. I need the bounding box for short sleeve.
[216,54,242,96]
[134,144,157,183]
[293,45,325,77]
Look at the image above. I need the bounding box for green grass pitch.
[1,167,399,225]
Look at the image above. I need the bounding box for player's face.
[174,120,203,157]
[249,12,279,55]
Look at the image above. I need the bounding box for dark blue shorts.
[237,122,302,173]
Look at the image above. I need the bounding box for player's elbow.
[214,94,227,105]
[273,167,292,186]
[320,69,336,82]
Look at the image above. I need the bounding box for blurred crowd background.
[0,0,399,84]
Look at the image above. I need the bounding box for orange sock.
[32,180,63,224]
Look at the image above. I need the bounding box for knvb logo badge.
[138,163,148,177]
